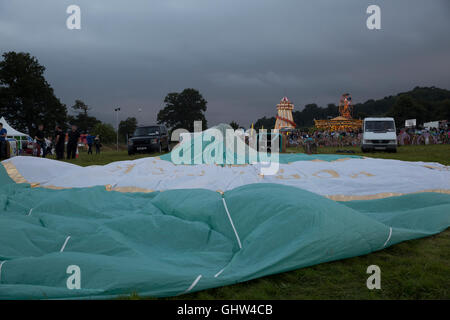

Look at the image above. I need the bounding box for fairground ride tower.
[274,97,296,131]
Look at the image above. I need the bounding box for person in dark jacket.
[54,125,65,160]
[67,125,80,159]
[0,123,7,159]
[94,135,102,154]
[35,124,46,157]
[86,133,95,155]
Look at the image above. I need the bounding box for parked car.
[361,117,397,152]
[128,125,170,155]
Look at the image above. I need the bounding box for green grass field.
[288,144,450,166]
[52,144,450,299]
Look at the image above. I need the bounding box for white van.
[361,117,397,153]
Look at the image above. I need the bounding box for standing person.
[94,135,102,155]
[0,123,7,159]
[67,125,80,159]
[86,133,95,155]
[35,124,46,157]
[54,125,65,160]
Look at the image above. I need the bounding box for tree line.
[254,87,450,130]
[0,51,211,143]
[1,51,448,143]
[0,52,123,143]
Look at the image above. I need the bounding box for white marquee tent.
[0,116,31,154]
[0,116,29,137]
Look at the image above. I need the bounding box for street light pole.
[114,107,121,152]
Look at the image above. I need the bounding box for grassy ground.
[54,145,164,167]
[55,144,450,167]
[49,144,450,299]
[172,230,450,300]
[288,144,450,166]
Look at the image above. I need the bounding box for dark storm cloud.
[1,0,450,127]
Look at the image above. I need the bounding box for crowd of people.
[32,124,103,160]
[0,121,105,161]
[397,128,450,145]
[288,127,450,148]
[288,129,362,148]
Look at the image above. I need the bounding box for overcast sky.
[1,0,450,128]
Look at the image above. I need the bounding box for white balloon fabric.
[1,150,449,299]
[3,155,449,200]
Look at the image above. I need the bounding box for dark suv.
[128,125,170,155]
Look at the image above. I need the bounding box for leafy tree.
[253,116,276,130]
[68,99,101,133]
[68,114,101,133]
[355,111,368,120]
[72,99,89,115]
[157,88,207,132]
[432,99,450,121]
[0,51,68,134]
[325,103,339,118]
[91,123,116,144]
[293,104,327,127]
[119,117,138,142]
[387,95,427,128]
[229,121,240,130]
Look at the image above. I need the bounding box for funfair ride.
[274,97,296,131]
[314,93,363,131]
